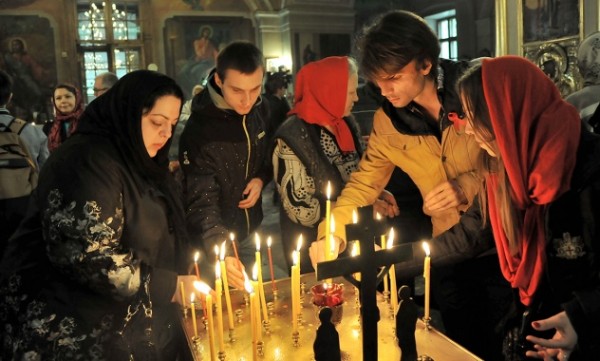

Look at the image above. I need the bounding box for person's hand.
[309,237,342,269]
[373,190,400,218]
[224,256,245,290]
[239,178,264,209]
[525,311,578,361]
[423,179,467,214]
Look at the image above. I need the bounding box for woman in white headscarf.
[565,31,600,130]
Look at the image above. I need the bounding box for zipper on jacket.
[242,115,251,235]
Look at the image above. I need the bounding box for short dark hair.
[216,41,264,81]
[264,73,286,95]
[0,70,13,106]
[357,10,441,81]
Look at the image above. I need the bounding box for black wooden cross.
[316,205,413,361]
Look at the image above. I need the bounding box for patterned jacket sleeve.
[273,138,321,227]
[41,150,141,301]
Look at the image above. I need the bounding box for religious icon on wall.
[522,0,581,44]
[164,16,253,99]
[0,15,56,122]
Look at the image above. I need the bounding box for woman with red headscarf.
[457,56,600,361]
[46,83,84,152]
[273,56,394,272]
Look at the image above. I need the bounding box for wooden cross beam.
[316,205,413,361]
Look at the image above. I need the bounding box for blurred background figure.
[45,83,84,152]
[566,31,600,132]
[93,71,118,98]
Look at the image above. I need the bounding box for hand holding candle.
[422,241,431,321]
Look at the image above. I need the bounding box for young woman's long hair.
[457,64,523,253]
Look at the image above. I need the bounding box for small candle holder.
[300,282,306,296]
[192,336,202,354]
[202,317,208,330]
[182,306,189,318]
[423,317,432,330]
[257,340,264,356]
[272,288,279,300]
[228,328,236,343]
[235,309,244,324]
[292,330,300,347]
[243,293,249,307]
[218,351,226,361]
[262,319,271,335]
[267,301,275,315]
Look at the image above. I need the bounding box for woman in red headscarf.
[273,56,393,272]
[46,83,84,152]
[457,55,600,361]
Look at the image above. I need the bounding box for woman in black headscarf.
[0,70,198,360]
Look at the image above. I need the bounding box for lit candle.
[194,251,201,280]
[296,234,303,273]
[324,181,332,262]
[266,236,277,292]
[387,228,398,312]
[180,281,187,309]
[244,273,259,361]
[291,251,299,334]
[254,234,269,323]
[214,262,225,352]
[377,213,389,295]
[195,281,216,361]
[325,216,335,285]
[422,241,431,320]
[219,242,235,331]
[190,292,198,338]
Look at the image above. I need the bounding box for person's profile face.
[53,88,77,114]
[461,94,498,158]
[215,68,264,115]
[141,95,181,158]
[343,73,359,117]
[373,59,432,109]
[93,78,109,97]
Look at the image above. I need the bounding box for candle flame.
[252,262,258,281]
[375,212,382,220]
[190,292,195,303]
[296,234,303,252]
[352,209,358,224]
[326,181,331,200]
[292,251,299,266]
[243,271,254,293]
[214,245,219,256]
[194,281,212,296]
[267,236,272,248]
[330,234,336,253]
[255,233,261,251]
[229,232,235,241]
[422,241,431,257]
[330,215,335,232]
[215,261,221,279]
[219,241,226,261]
[387,228,395,249]
[194,251,200,263]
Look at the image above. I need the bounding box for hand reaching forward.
[423,179,467,215]
[525,311,578,361]
[373,189,400,218]
[239,178,264,209]
[309,238,342,270]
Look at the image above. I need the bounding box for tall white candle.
[387,228,398,312]
[254,234,269,323]
[195,281,216,361]
[219,242,235,331]
[325,181,332,261]
[214,262,225,352]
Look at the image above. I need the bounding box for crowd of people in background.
[1,9,600,361]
